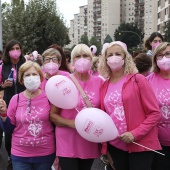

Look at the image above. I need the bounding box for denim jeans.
[12,161,53,170]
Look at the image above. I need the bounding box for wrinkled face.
[73,52,91,64]
[106,45,125,59]
[43,54,61,66]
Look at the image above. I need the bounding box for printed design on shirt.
[156,88,170,119]
[107,91,125,121]
[75,90,95,111]
[105,91,127,134]
[19,105,47,147]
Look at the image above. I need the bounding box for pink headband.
[102,41,128,55]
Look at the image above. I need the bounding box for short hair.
[18,61,44,85]
[71,44,93,62]
[134,53,152,73]
[42,48,62,62]
[152,42,170,73]
[48,44,70,73]
[144,32,164,50]
[98,42,138,78]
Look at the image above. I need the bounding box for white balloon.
[75,108,119,143]
[32,51,38,59]
[45,75,79,109]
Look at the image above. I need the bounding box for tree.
[103,34,113,44]
[2,0,70,54]
[89,36,101,55]
[114,22,144,49]
[164,21,170,42]
[79,34,89,46]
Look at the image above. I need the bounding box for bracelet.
[1,113,7,117]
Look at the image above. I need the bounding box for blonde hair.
[91,57,99,72]
[42,48,62,62]
[71,44,93,62]
[18,61,44,84]
[99,43,138,78]
[152,42,170,73]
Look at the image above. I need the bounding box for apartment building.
[143,0,157,40]
[157,0,170,35]
[66,0,170,48]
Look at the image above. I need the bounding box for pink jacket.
[101,74,161,153]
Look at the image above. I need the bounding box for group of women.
[0,32,169,170]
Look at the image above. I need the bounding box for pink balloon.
[75,108,119,143]
[45,75,78,109]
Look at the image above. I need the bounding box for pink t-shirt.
[56,74,104,158]
[148,73,170,146]
[104,76,128,151]
[41,70,70,91]
[7,91,56,157]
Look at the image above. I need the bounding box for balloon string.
[132,142,165,156]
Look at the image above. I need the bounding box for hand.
[0,98,7,114]
[119,132,134,143]
[2,79,13,88]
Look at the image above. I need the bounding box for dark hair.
[48,44,70,73]
[133,53,152,73]
[2,39,25,64]
[64,50,71,63]
[144,32,164,50]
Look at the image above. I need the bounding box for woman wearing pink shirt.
[41,48,70,91]
[99,41,161,170]
[0,61,55,170]
[50,44,103,170]
[147,42,170,170]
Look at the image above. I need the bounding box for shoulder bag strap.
[70,74,92,108]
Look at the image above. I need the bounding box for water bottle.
[8,68,14,81]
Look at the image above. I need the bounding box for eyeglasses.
[43,57,58,63]
[156,52,170,60]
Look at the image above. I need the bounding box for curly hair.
[98,43,138,78]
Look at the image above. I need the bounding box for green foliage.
[2,0,70,54]
[79,34,89,46]
[114,22,144,49]
[89,36,101,55]
[103,34,113,44]
[164,21,170,42]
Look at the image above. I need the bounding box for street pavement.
[0,135,105,170]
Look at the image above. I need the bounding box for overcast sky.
[1,0,87,27]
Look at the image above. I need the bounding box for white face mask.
[24,75,41,92]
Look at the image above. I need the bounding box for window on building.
[158,0,160,7]
[157,24,160,31]
[158,12,160,19]
[165,8,168,15]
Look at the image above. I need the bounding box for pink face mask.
[107,56,124,71]
[44,62,59,75]
[152,42,160,50]
[9,50,21,59]
[74,58,91,73]
[157,56,170,71]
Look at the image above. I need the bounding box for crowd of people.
[0,31,169,170]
